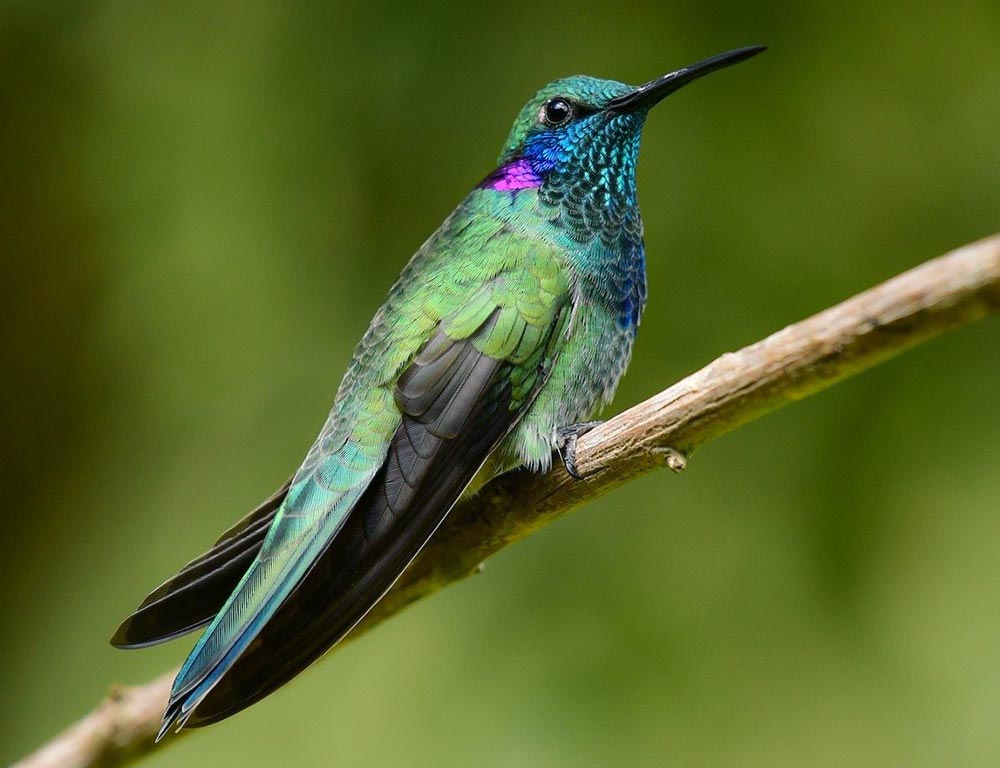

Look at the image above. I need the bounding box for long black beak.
[608,45,766,113]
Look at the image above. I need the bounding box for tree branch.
[15,234,1000,768]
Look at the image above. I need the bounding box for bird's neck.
[472,179,646,332]
[479,139,642,240]
[474,133,646,327]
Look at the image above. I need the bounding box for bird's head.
[480,46,764,238]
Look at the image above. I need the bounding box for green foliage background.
[3,1,1000,765]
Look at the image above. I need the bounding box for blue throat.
[535,117,647,331]
[480,110,648,332]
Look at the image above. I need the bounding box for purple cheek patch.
[478,159,543,191]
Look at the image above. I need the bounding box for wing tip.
[109,613,148,649]
[110,610,208,649]
[109,623,134,650]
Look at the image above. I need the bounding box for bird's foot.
[556,421,603,480]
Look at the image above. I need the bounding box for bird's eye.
[541,97,574,127]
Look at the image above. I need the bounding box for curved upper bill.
[607,45,766,113]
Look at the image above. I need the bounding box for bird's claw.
[556,421,603,480]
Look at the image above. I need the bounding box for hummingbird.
[112,45,765,737]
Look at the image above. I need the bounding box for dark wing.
[110,479,291,649]
[175,303,571,728]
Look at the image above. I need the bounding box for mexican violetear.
[112,45,765,737]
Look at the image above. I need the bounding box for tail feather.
[158,458,382,732]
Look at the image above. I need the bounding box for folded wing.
[159,288,573,734]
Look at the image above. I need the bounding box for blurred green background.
[3,1,1000,765]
